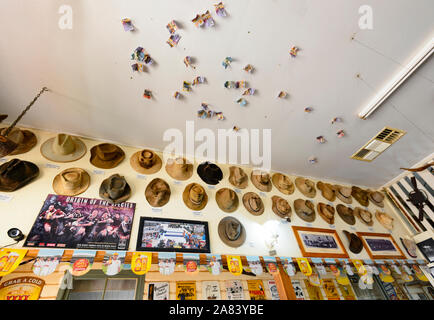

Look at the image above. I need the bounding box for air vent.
[351,127,406,162]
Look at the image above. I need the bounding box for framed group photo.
[356,232,406,260]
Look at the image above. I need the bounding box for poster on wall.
[131,252,152,275]
[183,253,200,273]
[205,254,223,275]
[148,282,170,300]
[267,280,280,300]
[225,280,244,300]
[202,281,221,300]
[24,195,135,250]
[226,255,243,276]
[337,282,356,300]
[0,277,45,300]
[247,280,266,300]
[322,279,340,300]
[304,279,324,300]
[158,252,176,275]
[69,250,96,276]
[32,249,64,277]
[0,249,28,277]
[176,281,196,300]
[291,280,306,300]
[102,251,125,276]
[280,257,296,276]
[263,256,278,274]
[246,256,263,276]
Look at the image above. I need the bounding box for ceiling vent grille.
[351,127,406,162]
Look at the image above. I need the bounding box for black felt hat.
[0,158,39,192]
[197,161,223,185]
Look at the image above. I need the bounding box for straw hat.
[165,157,193,181]
[295,177,316,198]
[334,185,353,204]
[0,159,39,192]
[41,134,87,163]
[218,216,246,248]
[271,196,292,221]
[197,161,223,185]
[145,178,171,207]
[317,181,336,202]
[90,143,125,169]
[354,207,374,226]
[242,192,264,216]
[182,183,208,210]
[53,168,90,196]
[400,238,417,258]
[272,173,294,195]
[343,231,363,254]
[228,166,248,189]
[294,199,316,222]
[130,149,162,174]
[317,203,335,224]
[375,211,394,230]
[0,127,37,155]
[251,170,272,192]
[351,186,370,207]
[99,174,131,204]
[336,204,355,225]
[215,188,239,213]
[368,190,385,208]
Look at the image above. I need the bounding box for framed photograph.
[136,217,211,253]
[356,232,406,260]
[292,226,349,258]
[416,238,434,263]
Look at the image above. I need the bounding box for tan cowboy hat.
[0,127,37,155]
[90,143,125,169]
[317,203,335,224]
[271,195,292,221]
[354,207,374,226]
[317,181,336,202]
[295,177,316,198]
[294,199,316,222]
[272,173,294,195]
[336,204,355,225]
[242,192,264,216]
[215,188,239,213]
[375,211,394,230]
[182,183,208,210]
[228,166,248,189]
[218,216,246,248]
[334,185,353,204]
[41,134,87,163]
[53,168,90,196]
[99,174,131,204]
[351,186,370,207]
[165,157,193,181]
[368,190,385,208]
[145,178,171,207]
[251,170,272,192]
[130,149,162,174]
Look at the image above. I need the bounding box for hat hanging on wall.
[41,134,87,163]
[351,186,370,207]
[197,161,223,185]
[317,203,335,225]
[145,178,171,207]
[354,207,374,226]
[242,192,265,216]
[368,190,385,208]
[294,199,316,223]
[99,174,131,204]
[317,181,336,202]
[183,183,208,210]
[295,177,316,198]
[0,159,39,192]
[165,157,193,181]
[251,170,272,192]
[272,173,294,195]
[375,211,394,230]
[400,238,418,258]
[218,216,246,248]
[130,149,162,174]
[271,195,292,222]
[228,166,248,189]
[343,230,363,254]
[215,188,239,213]
[90,143,125,169]
[333,185,353,204]
[53,168,90,196]
[336,204,356,225]
[0,127,37,156]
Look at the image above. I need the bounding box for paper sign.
[148,282,169,300]
[93,170,105,175]
[131,252,152,275]
[247,280,266,300]
[296,258,312,276]
[69,250,96,276]
[0,276,45,300]
[227,255,243,275]
[304,279,324,300]
[176,281,196,300]
[45,163,60,169]
[158,252,176,276]
[246,256,263,276]
[322,279,340,300]
[183,253,200,273]
[202,281,221,300]
[268,280,280,300]
[225,280,244,300]
[0,194,13,202]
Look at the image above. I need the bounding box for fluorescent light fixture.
[359,37,434,119]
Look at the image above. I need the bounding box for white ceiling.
[0,0,433,188]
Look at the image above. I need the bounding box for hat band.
[339,190,351,198]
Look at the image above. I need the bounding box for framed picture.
[292,226,349,258]
[416,238,434,263]
[356,232,406,260]
[136,217,210,253]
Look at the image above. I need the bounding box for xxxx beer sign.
[0,277,45,300]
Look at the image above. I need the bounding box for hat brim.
[8,130,37,155]
[130,151,162,174]
[182,183,208,210]
[41,137,87,163]
[271,196,292,220]
[369,193,384,208]
[354,207,374,226]
[317,203,335,224]
[242,192,264,216]
[197,163,223,185]
[99,177,131,204]
[215,188,239,213]
[145,178,171,207]
[0,160,39,192]
[272,174,294,195]
[294,199,316,222]
[90,145,125,169]
[53,169,90,196]
[295,178,316,198]
[165,160,193,181]
[375,212,394,230]
[336,205,356,225]
[335,186,353,204]
[317,181,336,202]
[251,172,272,192]
[218,217,246,248]
[228,167,248,189]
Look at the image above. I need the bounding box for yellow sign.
[247,280,266,300]
[337,283,356,300]
[227,255,243,276]
[0,276,45,300]
[176,281,196,300]
[296,258,312,276]
[308,273,322,287]
[131,252,152,275]
[304,279,324,300]
[322,279,340,300]
[352,260,366,276]
[380,272,395,283]
[336,274,350,286]
[412,265,429,282]
[0,249,27,277]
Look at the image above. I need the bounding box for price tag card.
[173,180,182,185]
[350,226,356,231]
[368,227,374,232]
[192,211,203,217]
[0,158,8,163]
[45,163,61,169]
[93,169,105,175]
[151,208,162,213]
[374,260,385,265]
[248,241,255,248]
[0,194,13,202]
[234,188,242,194]
[305,223,313,227]
[259,192,267,198]
[363,259,373,265]
[329,224,335,229]
[207,185,215,189]
[136,174,147,180]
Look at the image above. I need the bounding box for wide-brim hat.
[336,204,355,225]
[271,195,292,221]
[218,216,246,248]
[183,183,208,210]
[165,157,193,181]
[145,178,171,207]
[0,159,39,192]
[228,166,248,189]
[295,177,316,198]
[99,174,131,204]
[197,161,223,185]
[375,211,394,230]
[0,127,37,155]
[352,186,370,207]
[53,168,90,196]
[334,185,353,204]
[368,190,385,208]
[251,170,272,192]
[216,188,239,213]
[242,192,264,216]
[343,231,363,254]
[272,173,294,195]
[317,202,335,224]
[41,134,87,163]
[90,143,125,169]
[400,238,417,258]
[130,149,162,174]
[317,181,336,202]
[294,199,316,222]
[354,207,374,226]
